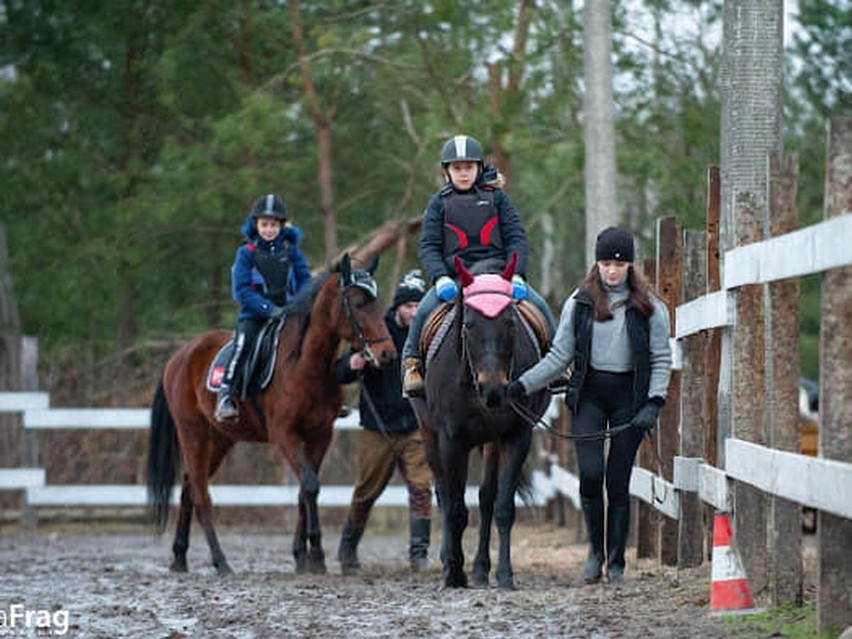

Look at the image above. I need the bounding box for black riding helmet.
[440,135,484,167]
[250,194,288,222]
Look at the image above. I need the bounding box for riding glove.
[511,275,527,300]
[435,276,459,302]
[505,380,527,403]
[269,305,286,319]
[631,400,662,433]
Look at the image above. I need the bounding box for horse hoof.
[169,560,188,573]
[496,579,516,590]
[443,573,468,589]
[471,571,489,588]
[309,562,327,575]
[216,563,234,576]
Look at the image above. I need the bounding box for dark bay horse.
[147,254,396,575]
[410,255,548,588]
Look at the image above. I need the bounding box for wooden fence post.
[655,216,681,566]
[678,230,707,567]
[767,152,803,606]
[817,116,852,631]
[704,166,722,561]
[732,191,769,596]
[635,258,658,559]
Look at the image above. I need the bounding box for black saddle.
[206,316,285,397]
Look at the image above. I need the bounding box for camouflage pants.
[345,428,433,528]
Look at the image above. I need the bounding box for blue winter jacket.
[231,214,312,321]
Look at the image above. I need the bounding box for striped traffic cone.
[710,511,755,613]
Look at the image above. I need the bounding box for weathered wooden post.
[767,152,803,606]
[655,216,681,566]
[635,258,658,559]
[704,166,722,561]
[678,230,707,567]
[817,116,852,631]
[731,190,770,596]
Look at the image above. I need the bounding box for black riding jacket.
[335,309,418,434]
[419,181,528,284]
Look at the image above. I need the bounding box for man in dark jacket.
[335,270,433,574]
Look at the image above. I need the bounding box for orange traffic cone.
[710,511,755,613]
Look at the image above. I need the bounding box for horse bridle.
[340,285,392,368]
[458,291,518,410]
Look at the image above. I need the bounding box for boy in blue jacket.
[214,194,312,422]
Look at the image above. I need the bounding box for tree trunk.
[290,0,338,262]
[582,0,618,266]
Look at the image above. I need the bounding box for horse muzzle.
[476,372,510,408]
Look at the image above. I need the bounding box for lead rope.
[356,370,404,461]
[510,397,668,502]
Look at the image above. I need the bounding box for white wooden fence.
[1,216,850,524]
[0,396,558,509]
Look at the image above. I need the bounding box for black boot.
[606,502,630,584]
[337,522,364,576]
[409,517,431,572]
[581,496,605,584]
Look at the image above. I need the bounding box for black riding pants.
[572,369,643,506]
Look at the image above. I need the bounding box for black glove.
[505,380,527,403]
[631,402,661,433]
[269,305,286,320]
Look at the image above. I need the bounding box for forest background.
[0,0,848,406]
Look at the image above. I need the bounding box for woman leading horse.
[147,254,396,575]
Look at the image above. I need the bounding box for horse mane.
[281,270,334,361]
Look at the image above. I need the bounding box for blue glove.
[511,275,527,300]
[505,380,527,403]
[435,276,459,302]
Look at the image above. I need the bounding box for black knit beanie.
[392,270,426,309]
[595,226,635,262]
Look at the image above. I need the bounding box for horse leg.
[184,432,235,575]
[472,444,498,587]
[293,493,309,573]
[440,436,470,588]
[493,434,532,590]
[289,450,327,574]
[170,476,193,572]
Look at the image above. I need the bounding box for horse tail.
[516,467,536,507]
[146,377,180,533]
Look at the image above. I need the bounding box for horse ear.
[339,252,352,282]
[365,253,379,275]
[501,252,518,281]
[454,256,474,288]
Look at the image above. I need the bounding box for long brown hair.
[580,263,657,321]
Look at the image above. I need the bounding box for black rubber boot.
[409,517,431,572]
[606,502,630,584]
[337,522,364,576]
[581,496,605,584]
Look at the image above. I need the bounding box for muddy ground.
[0,521,812,638]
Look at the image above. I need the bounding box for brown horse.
[147,254,396,575]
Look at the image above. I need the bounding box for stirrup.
[214,395,239,422]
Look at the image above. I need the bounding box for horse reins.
[340,287,392,368]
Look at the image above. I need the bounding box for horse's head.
[455,255,519,409]
[335,253,397,367]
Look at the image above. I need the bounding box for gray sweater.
[518,279,672,400]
